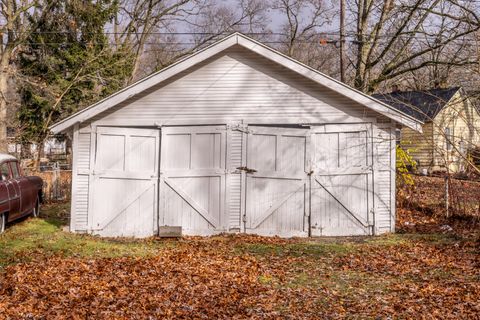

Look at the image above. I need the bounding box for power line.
[8,30,479,39]
[4,30,479,47]
[9,36,479,46]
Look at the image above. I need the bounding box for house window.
[445,128,452,151]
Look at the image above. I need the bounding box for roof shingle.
[372,87,460,122]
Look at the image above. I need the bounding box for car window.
[0,163,10,181]
[10,161,20,178]
[15,161,22,176]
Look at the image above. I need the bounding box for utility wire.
[6,30,479,38]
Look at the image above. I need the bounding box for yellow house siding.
[400,122,434,169]
[432,91,480,172]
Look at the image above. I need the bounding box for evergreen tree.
[17,0,133,162]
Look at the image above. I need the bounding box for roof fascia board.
[50,34,239,133]
[236,35,422,132]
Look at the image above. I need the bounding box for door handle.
[236,166,257,174]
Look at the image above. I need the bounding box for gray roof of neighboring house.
[372,87,461,122]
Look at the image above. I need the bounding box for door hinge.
[242,215,247,223]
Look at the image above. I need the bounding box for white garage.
[50,33,422,238]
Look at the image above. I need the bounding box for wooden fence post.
[52,163,59,201]
[445,176,449,218]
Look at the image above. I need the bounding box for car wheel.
[32,198,40,218]
[0,213,5,234]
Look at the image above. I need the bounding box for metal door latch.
[236,166,257,173]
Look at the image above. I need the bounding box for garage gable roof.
[50,33,423,133]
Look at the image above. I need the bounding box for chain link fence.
[397,174,480,220]
[25,165,72,202]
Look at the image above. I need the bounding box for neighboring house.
[7,129,71,169]
[50,33,422,238]
[374,87,480,173]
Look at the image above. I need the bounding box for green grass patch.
[366,233,460,246]
[41,202,71,227]
[236,241,354,258]
[0,217,173,269]
[236,233,455,259]
[281,266,392,296]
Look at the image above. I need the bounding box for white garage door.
[90,127,160,237]
[244,127,309,237]
[159,126,226,235]
[87,124,375,238]
[310,124,374,236]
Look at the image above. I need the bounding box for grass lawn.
[0,203,478,319]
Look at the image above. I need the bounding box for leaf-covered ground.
[0,202,478,319]
[397,175,480,235]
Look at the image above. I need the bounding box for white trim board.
[50,32,423,134]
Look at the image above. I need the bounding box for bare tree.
[395,2,477,91]
[348,0,480,93]
[273,0,334,55]
[0,0,38,152]
[136,0,269,77]
[112,0,209,83]
[112,0,269,82]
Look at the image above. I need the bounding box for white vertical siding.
[73,131,91,231]
[373,125,395,234]
[227,129,242,230]
[375,171,392,232]
[390,125,397,233]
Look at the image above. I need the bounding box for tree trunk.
[339,0,346,83]
[0,52,11,153]
[34,139,45,171]
[354,0,370,92]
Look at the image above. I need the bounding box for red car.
[0,153,43,233]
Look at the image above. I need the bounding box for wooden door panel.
[129,135,158,172]
[96,134,126,171]
[310,124,373,236]
[246,177,305,229]
[159,126,226,235]
[311,174,370,236]
[245,127,309,237]
[92,178,156,237]
[90,127,159,237]
[312,130,368,170]
[163,176,221,228]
